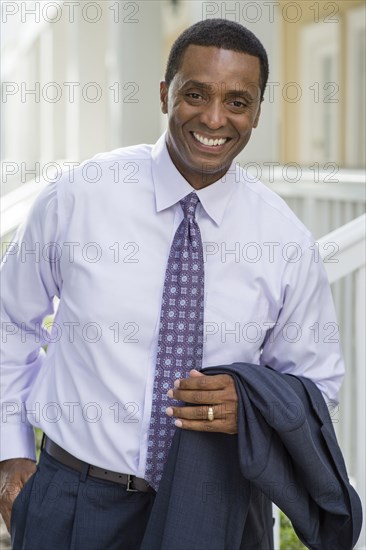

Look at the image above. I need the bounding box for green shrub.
[280,513,306,549]
[34,428,43,460]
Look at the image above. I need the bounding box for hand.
[166,369,238,434]
[0,458,36,533]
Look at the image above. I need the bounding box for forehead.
[175,45,261,89]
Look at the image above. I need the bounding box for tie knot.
[180,192,199,221]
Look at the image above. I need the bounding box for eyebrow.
[181,80,257,99]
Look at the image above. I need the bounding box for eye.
[229,100,247,109]
[186,92,204,101]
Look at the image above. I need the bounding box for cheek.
[235,128,253,149]
[168,109,184,129]
[171,101,196,124]
[238,117,256,135]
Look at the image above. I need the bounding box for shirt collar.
[151,132,239,226]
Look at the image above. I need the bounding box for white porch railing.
[319,215,366,550]
[264,168,365,549]
[1,178,47,242]
[273,213,366,549]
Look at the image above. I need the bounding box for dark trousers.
[11,450,155,550]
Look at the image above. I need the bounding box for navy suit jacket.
[141,363,362,550]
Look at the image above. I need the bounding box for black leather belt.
[44,437,155,493]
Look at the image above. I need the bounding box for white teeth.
[193,132,227,147]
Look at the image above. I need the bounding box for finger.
[169,388,227,405]
[174,417,237,434]
[5,510,11,533]
[3,473,34,532]
[175,373,229,391]
[2,491,19,533]
[167,404,234,421]
[188,369,205,378]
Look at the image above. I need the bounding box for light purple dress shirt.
[0,133,344,477]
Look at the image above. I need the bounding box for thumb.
[189,369,205,378]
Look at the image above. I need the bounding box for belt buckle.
[126,474,138,492]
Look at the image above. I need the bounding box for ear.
[160,81,168,114]
[253,103,261,128]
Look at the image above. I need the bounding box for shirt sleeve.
[260,238,345,404]
[0,181,62,461]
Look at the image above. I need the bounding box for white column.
[39,25,54,164]
[52,15,68,162]
[65,8,80,160]
[76,4,109,159]
[111,1,163,147]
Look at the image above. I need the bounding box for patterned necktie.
[145,192,205,491]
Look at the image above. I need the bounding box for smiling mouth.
[192,132,229,147]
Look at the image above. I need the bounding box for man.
[0,18,345,549]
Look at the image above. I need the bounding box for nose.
[199,99,227,130]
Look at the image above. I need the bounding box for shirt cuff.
[0,423,36,462]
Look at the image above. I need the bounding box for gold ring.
[207,406,214,422]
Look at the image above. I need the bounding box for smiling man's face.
[160,45,262,189]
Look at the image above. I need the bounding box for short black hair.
[164,19,269,101]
